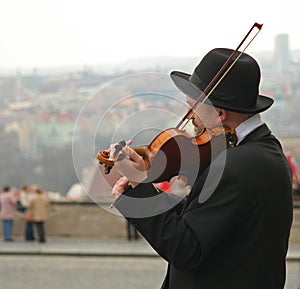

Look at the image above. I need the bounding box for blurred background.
[0,0,300,288]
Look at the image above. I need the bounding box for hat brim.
[170,71,274,114]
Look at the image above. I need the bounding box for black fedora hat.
[170,48,273,114]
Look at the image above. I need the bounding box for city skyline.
[1,0,300,70]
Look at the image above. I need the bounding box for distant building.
[36,113,75,154]
[7,113,75,158]
[274,34,291,75]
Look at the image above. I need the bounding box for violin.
[97,22,262,184]
[97,126,237,184]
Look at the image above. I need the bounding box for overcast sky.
[0,0,299,69]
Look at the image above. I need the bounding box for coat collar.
[238,123,272,146]
[235,114,263,145]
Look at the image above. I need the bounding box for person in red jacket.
[286,152,300,200]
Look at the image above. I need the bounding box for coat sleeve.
[115,166,252,270]
[115,183,202,270]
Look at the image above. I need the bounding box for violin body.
[145,128,209,184]
[97,126,236,185]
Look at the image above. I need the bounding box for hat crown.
[193,48,261,110]
[170,48,274,113]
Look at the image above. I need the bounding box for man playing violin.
[109,48,293,289]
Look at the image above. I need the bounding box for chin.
[194,127,203,135]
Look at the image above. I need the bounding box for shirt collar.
[235,114,264,145]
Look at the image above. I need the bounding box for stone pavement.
[0,236,299,259]
[0,237,158,257]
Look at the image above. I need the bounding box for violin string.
[179,25,262,132]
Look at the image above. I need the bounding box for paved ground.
[0,237,158,257]
[0,237,165,289]
[0,238,299,289]
[0,255,167,289]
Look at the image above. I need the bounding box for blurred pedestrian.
[292,174,300,201]
[0,186,17,241]
[28,186,50,243]
[19,184,36,241]
[126,221,139,241]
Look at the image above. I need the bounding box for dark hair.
[3,186,10,192]
[22,184,29,190]
[35,186,43,194]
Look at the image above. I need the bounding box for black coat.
[115,124,293,289]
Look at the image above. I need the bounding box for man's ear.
[217,109,227,121]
